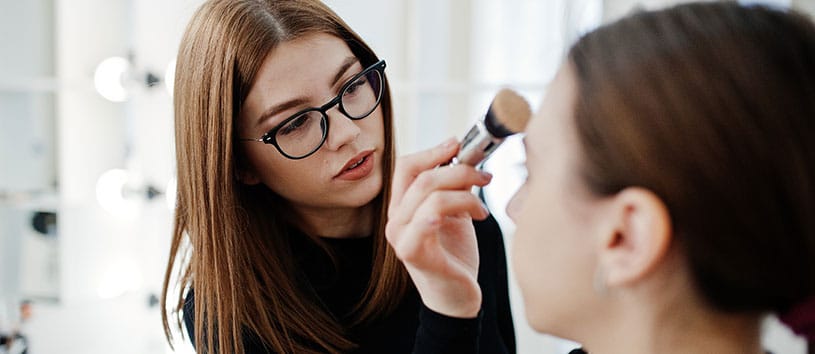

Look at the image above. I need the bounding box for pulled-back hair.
[570,2,815,349]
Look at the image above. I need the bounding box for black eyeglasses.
[240,60,386,160]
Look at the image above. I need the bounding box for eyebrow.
[254,56,360,127]
[331,56,359,87]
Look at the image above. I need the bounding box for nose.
[323,107,361,151]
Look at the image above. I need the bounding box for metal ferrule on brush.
[452,119,505,166]
[446,88,529,167]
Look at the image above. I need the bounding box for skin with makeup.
[237,34,386,237]
[161,1,514,353]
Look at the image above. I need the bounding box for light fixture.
[93,55,170,102]
[96,168,138,219]
[95,168,165,219]
[94,56,131,102]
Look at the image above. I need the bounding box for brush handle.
[451,119,506,166]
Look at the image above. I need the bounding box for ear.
[596,187,672,288]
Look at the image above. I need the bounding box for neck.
[588,307,762,354]
[582,261,764,354]
[291,202,375,239]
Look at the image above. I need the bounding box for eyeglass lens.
[275,68,383,158]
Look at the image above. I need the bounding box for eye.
[343,77,368,97]
[279,114,311,136]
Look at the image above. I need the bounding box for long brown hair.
[160,1,410,352]
[568,2,815,351]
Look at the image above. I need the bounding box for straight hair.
[161,1,410,353]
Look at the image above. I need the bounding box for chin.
[526,309,565,338]
[524,296,587,343]
[338,170,383,208]
[355,173,384,205]
[519,284,560,333]
[527,314,552,334]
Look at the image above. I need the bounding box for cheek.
[246,147,282,176]
[363,109,386,141]
[510,178,596,331]
[511,181,560,304]
[245,147,327,194]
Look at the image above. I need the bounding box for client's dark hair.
[569,2,815,351]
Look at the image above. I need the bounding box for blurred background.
[0,0,812,353]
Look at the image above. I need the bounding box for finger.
[391,165,492,225]
[391,191,488,265]
[414,191,491,224]
[390,138,459,209]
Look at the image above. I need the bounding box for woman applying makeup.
[160,1,514,353]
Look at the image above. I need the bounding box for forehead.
[526,64,578,155]
[239,32,359,126]
[258,32,355,83]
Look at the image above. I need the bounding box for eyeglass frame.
[239,59,387,160]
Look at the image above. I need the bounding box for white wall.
[0,0,58,337]
[0,0,55,193]
[796,0,815,13]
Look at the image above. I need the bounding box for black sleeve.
[413,305,483,354]
[182,289,277,354]
[490,216,517,353]
[411,213,518,354]
[475,189,516,352]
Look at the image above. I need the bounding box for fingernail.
[480,171,493,181]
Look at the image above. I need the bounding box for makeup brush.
[451,88,532,166]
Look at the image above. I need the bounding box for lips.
[334,150,375,180]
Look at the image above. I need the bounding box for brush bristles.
[491,88,532,134]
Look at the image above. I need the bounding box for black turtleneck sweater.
[183,214,515,353]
